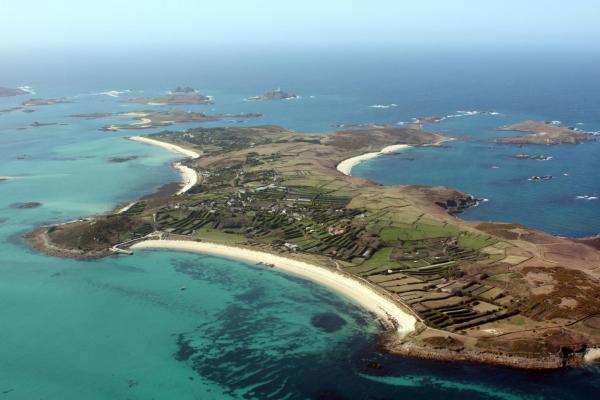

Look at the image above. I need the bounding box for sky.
[1,0,600,50]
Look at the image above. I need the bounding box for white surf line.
[336,144,411,176]
[129,136,200,195]
[131,239,417,335]
[585,348,600,363]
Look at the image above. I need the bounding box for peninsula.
[27,123,600,369]
[495,120,595,145]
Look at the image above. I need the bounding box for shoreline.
[129,135,201,159]
[26,126,600,371]
[129,136,199,195]
[131,239,417,335]
[336,144,411,176]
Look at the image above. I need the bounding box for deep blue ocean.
[1,47,599,398]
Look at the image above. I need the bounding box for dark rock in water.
[11,202,42,209]
[126,379,138,388]
[310,313,347,333]
[513,154,552,161]
[528,175,553,181]
[174,334,198,361]
[109,155,140,163]
[31,121,58,128]
[366,361,383,369]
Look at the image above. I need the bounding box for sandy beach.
[336,144,411,176]
[173,163,198,195]
[130,136,200,195]
[132,239,417,334]
[129,136,201,159]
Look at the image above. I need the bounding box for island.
[495,120,595,145]
[246,88,298,101]
[26,123,600,369]
[125,93,213,105]
[0,86,29,97]
[0,106,26,114]
[22,98,71,107]
[513,154,553,161]
[30,121,60,128]
[70,110,262,131]
[171,86,197,94]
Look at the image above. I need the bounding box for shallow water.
[354,113,600,236]
[1,48,600,398]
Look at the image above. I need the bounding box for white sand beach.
[173,163,198,195]
[130,136,200,195]
[129,136,201,159]
[336,144,411,176]
[131,239,417,334]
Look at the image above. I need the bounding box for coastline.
[26,125,600,371]
[173,163,197,195]
[129,136,199,195]
[131,239,417,335]
[336,144,411,176]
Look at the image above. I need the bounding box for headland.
[26,121,600,370]
[495,120,595,145]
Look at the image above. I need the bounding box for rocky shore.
[381,335,583,370]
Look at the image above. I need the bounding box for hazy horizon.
[3,0,600,51]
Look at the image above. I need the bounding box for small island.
[171,86,197,94]
[495,120,594,145]
[30,121,60,128]
[26,121,600,370]
[0,86,29,97]
[246,88,298,101]
[125,93,213,105]
[71,110,262,131]
[513,154,552,161]
[22,98,71,107]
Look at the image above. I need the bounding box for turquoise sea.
[1,48,600,398]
